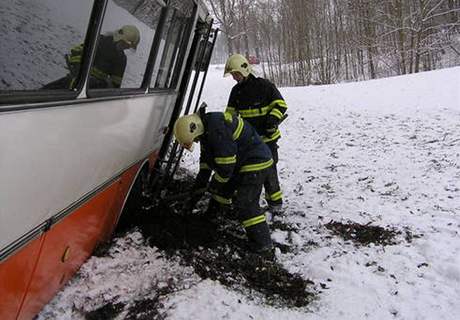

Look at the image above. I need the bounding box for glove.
[265,115,279,135]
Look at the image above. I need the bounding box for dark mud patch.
[121,176,315,308]
[124,288,171,320]
[325,220,401,246]
[84,288,172,320]
[85,302,124,320]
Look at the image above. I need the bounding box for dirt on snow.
[86,174,422,319]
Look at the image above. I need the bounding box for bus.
[0,0,216,318]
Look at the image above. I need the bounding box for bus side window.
[151,0,194,90]
[0,0,93,92]
[87,0,163,90]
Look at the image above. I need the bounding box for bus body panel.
[17,178,122,319]
[0,235,44,320]
[0,160,145,320]
[0,0,212,317]
[0,94,175,254]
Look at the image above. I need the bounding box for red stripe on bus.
[0,235,45,320]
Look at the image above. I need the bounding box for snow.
[40,66,460,319]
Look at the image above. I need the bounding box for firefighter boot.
[244,220,273,255]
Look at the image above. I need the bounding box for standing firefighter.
[224,54,288,214]
[43,25,140,89]
[173,110,274,255]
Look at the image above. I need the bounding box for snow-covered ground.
[39,66,460,320]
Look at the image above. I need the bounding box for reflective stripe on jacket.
[66,35,126,88]
[199,112,273,196]
[225,74,287,143]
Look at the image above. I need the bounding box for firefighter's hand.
[265,115,279,135]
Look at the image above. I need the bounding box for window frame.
[0,0,104,106]
[86,1,168,98]
[0,0,201,107]
[149,0,197,92]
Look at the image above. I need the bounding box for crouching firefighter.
[173,109,274,255]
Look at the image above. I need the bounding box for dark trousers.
[218,169,272,250]
[264,141,282,206]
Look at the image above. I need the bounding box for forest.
[207,0,460,85]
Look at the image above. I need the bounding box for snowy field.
[39,66,460,320]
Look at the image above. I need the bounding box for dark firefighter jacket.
[196,112,273,205]
[67,35,126,88]
[225,73,288,143]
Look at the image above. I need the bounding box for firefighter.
[43,25,140,89]
[224,54,288,215]
[173,109,274,255]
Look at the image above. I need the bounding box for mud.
[116,175,315,309]
[85,288,171,320]
[325,220,401,246]
[85,302,124,320]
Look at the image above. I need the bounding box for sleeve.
[196,145,212,189]
[111,55,126,88]
[207,119,237,204]
[66,43,84,76]
[224,86,237,115]
[266,81,288,121]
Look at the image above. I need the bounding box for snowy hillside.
[39,66,460,320]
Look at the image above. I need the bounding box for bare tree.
[206,0,460,85]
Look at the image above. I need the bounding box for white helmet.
[224,54,252,77]
[113,25,140,49]
[173,114,204,150]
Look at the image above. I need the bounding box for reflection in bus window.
[0,0,93,91]
[151,0,194,89]
[89,0,163,89]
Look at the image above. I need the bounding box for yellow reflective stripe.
[268,191,283,201]
[262,129,281,143]
[225,106,236,114]
[69,77,77,89]
[269,108,284,120]
[68,56,82,64]
[232,117,244,140]
[224,112,233,123]
[71,44,83,51]
[90,67,108,80]
[237,100,286,118]
[90,68,122,85]
[238,106,271,118]
[270,99,287,109]
[200,162,210,170]
[242,214,266,228]
[215,155,236,165]
[240,159,273,173]
[213,172,230,183]
[111,75,122,85]
[212,194,232,205]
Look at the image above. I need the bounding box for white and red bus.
[0,0,215,318]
